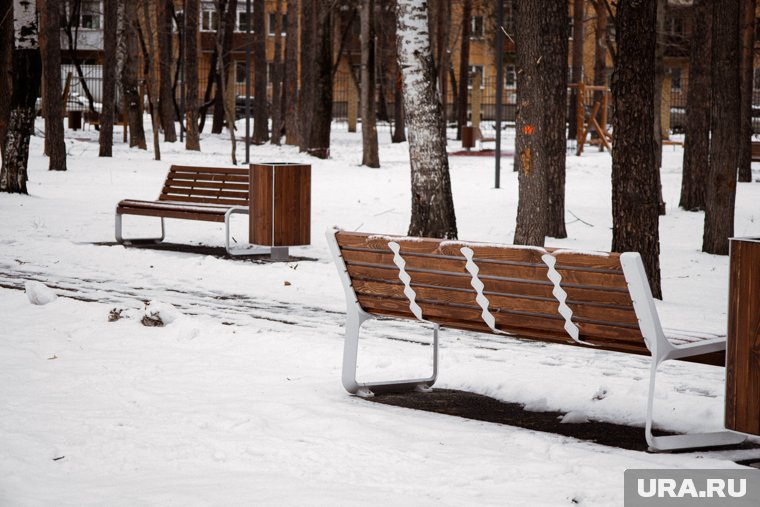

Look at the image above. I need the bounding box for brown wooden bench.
[751,141,760,162]
[116,165,251,255]
[326,229,747,452]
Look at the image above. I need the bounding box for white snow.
[1,120,760,505]
[24,280,57,305]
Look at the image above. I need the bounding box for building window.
[468,65,484,88]
[670,68,682,91]
[238,11,250,32]
[201,7,219,32]
[666,15,684,38]
[470,16,484,38]
[268,13,288,35]
[504,0,515,37]
[505,65,516,87]
[67,1,101,30]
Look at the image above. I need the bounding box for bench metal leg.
[342,310,439,398]
[115,213,165,245]
[645,354,747,452]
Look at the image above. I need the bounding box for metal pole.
[245,0,252,164]
[494,0,504,189]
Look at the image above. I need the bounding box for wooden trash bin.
[250,162,311,261]
[68,110,82,130]
[725,237,760,436]
[461,126,477,150]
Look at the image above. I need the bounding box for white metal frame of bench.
[327,229,747,452]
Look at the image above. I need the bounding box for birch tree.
[396,0,457,239]
[0,0,41,194]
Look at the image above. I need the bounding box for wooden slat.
[168,165,249,175]
[169,172,249,183]
[116,206,226,222]
[157,194,248,206]
[161,187,249,200]
[164,179,249,191]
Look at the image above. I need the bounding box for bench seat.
[327,228,747,452]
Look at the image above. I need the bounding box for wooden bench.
[116,165,251,255]
[326,229,747,452]
[751,141,760,162]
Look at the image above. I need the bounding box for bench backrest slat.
[158,165,250,206]
[335,231,649,355]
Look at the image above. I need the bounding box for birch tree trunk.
[99,0,117,157]
[157,0,177,142]
[184,0,201,151]
[611,0,662,299]
[122,0,146,149]
[680,0,711,211]
[40,0,67,170]
[284,0,298,145]
[0,0,12,167]
[361,0,379,167]
[0,0,41,194]
[703,0,740,255]
[396,0,457,239]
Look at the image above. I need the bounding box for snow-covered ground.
[1,120,760,506]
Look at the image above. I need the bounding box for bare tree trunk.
[361,0,379,167]
[437,1,450,128]
[270,0,284,145]
[157,0,177,142]
[0,0,12,168]
[40,0,67,170]
[513,0,567,245]
[568,0,583,141]
[121,0,146,149]
[217,0,237,163]
[592,0,607,144]
[99,0,117,157]
[611,0,661,299]
[396,0,457,239]
[0,0,41,194]
[738,0,755,182]
[392,64,406,142]
[252,0,268,143]
[298,0,315,150]
[652,0,666,215]
[456,0,471,140]
[141,0,161,160]
[703,0,740,255]
[284,0,298,145]
[680,0,711,211]
[185,0,201,151]
[306,2,333,159]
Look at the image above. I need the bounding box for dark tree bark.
[513,0,568,245]
[392,64,406,143]
[652,0,666,215]
[361,0,379,167]
[0,0,12,167]
[212,0,235,135]
[0,0,41,194]
[592,0,607,142]
[99,0,117,157]
[396,0,457,239]
[568,0,583,141]
[298,0,315,149]
[611,0,661,298]
[157,0,177,142]
[703,0,740,255]
[738,0,755,182]
[284,0,298,145]
[122,0,146,149]
[40,0,67,170]
[270,0,284,145]
[436,1,450,127]
[216,0,237,163]
[306,2,333,159]
[456,0,471,140]
[141,0,161,160]
[253,0,269,144]
[185,0,201,151]
[680,0,711,211]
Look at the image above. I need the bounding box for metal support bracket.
[115,212,165,245]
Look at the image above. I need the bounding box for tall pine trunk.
[680,0,711,211]
[513,0,567,245]
[157,0,177,142]
[396,0,457,239]
[703,0,740,255]
[738,0,755,183]
[456,0,471,140]
[40,0,67,170]
[0,0,41,194]
[185,0,201,151]
[361,0,379,167]
[270,0,284,145]
[122,0,147,150]
[568,0,583,141]
[611,0,662,299]
[253,0,269,144]
[99,0,117,157]
[284,0,298,145]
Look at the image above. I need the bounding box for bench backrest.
[159,165,250,206]
[332,230,653,357]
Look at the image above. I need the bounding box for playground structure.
[571,83,612,155]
